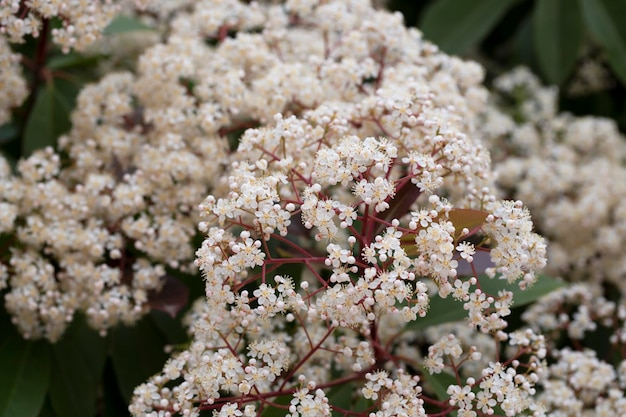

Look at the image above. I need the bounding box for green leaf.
[353,394,374,414]
[47,52,103,70]
[491,275,564,307]
[419,0,518,55]
[579,0,626,85]
[421,368,457,416]
[111,316,169,402]
[260,394,291,417]
[0,334,51,417]
[533,0,583,85]
[22,86,60,155]
[48,317,107,417]
[328,383,353,417]
[423,368,456,400]
[36,398,56,417]
[149,310,188,345]
[0,301,15,342]
[513,15,537,67]
[102,359,130,417]
[104,16,154,35]
[22,81,73,156]
[0,123,18,145]
[405,274,564,330]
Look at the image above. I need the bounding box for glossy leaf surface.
[48,317,106,417]
[579,0,626,85]
[405,274,564,330]
[0,334,50,417]
[533,0,582,84]
[420,0,518,54]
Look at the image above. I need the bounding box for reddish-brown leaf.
[374,178,422,236]
[147,274,189,318]
[447,208,488,239]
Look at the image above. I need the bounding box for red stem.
[20,18,50,136]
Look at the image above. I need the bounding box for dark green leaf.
[0,334,51,417]
[104,16,154,35]
[22,82,73,156]
[421,368,457,416]
[407,292,467,330]
[149,310,188,345]
[513,15,537,67]
[259,394,291,417]
[111,316,169,402]
[493,275,564,307]
[0,303,13,341]
[419,0,518,55]
[422,368,457,400]
[36,398,56,417]
[47,53,103,70]
[328,383,353,417]
[353,394,374,414]
[0,123,18,145]
[579,0,626,85]
[48,317,106,417]
[54,78,82,105]
[102,359,131,417]
[405,274,564,330]
[533,0,582,85]
[22,86,59,155]
[602,0,626,43]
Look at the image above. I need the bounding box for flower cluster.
[520,284,626,415]
[0,67,229,340]
[116,1,549,416]
[567,47,615,97]
[0,0,168,141]
[485,68,626,290]
[480,67,626,415]
[0,0,126,52]
[0,37,27,123]
[537,348,626,416]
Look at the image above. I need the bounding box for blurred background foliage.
[389,0,626,132]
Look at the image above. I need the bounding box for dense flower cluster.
[521,285,626,415]
[0,66,229,340]
[0,0,125,51]
[481,68,626,415]
[567,47,615,97]
[0,0,185,124]
[114,1,549,416]
[484,68,626,289]
[0,0,165,138]
[0,37,27,123]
